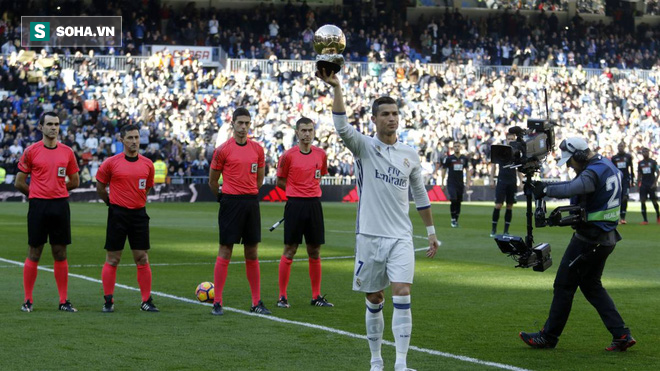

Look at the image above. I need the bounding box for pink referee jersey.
[96,154,155,209]
[18,142,79,199]
[277,145,328,198]
[211,137,265,195]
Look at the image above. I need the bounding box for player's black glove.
[533,181,547,199]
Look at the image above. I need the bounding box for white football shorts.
[352,234,415,293]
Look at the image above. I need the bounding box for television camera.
[490,118,555,176]
[490,110,589,271]
[490,117,555,271]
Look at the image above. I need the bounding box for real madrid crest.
[404,158,410,168]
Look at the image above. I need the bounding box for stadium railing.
[3,53,651,83]
[226,58,653,82]
[57,55,151,71]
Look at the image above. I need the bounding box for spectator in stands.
[9,139,23,156]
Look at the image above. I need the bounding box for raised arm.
[317,70,364,156]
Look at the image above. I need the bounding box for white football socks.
[365,298,384,367]
[392,295,412,371]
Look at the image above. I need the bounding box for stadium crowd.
[2,47,660,187]
[1,1,660,186]
[0,0,655,68]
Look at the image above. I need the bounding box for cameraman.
[520,137,636,352]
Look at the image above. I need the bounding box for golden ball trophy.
[313,24,346,74]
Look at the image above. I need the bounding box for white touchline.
[0,256,528,371]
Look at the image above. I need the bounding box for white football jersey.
[333,113,430,238]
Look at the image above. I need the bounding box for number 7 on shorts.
[355,260,364,276]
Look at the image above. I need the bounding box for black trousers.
[543,233,628,340]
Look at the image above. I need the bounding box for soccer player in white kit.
[318,71,439,371]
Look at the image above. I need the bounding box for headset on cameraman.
[559,140,589,164]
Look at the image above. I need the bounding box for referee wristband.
[426,226,436,236]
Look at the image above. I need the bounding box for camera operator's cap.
[557,137,589,166]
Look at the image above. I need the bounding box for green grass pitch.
[0,201,658,370]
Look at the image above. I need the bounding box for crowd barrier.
[226,58,653,82]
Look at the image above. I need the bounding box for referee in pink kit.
[276,117,333,309]
[16,112,80,313]
[96,124,158,313]
[208,107,270,316]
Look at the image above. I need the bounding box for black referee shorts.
[446,184,464,201]
[27,198,71,247]
[495,181,517,204]
[639,185,658,202]
[283,197,325,245]
[218,194,261,245]
[104,204,151,251]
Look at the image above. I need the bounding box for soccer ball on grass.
[195,281,215,303]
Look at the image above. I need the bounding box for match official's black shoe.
[311,294,334,307]
[103,295,114,313]
[277,296,290,308]
[606,333,636,352]
[140,296,159,312]
[211,303,224,316]
[250,300,272,315]
[519,331,557,349]
[21,300,33,312]
[58,300,78,312]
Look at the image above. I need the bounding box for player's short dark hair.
[232,107,251,122]
[371,96,397,117]
[295,117,314,130]
[39,111,59,127]
[120,124,140,138]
